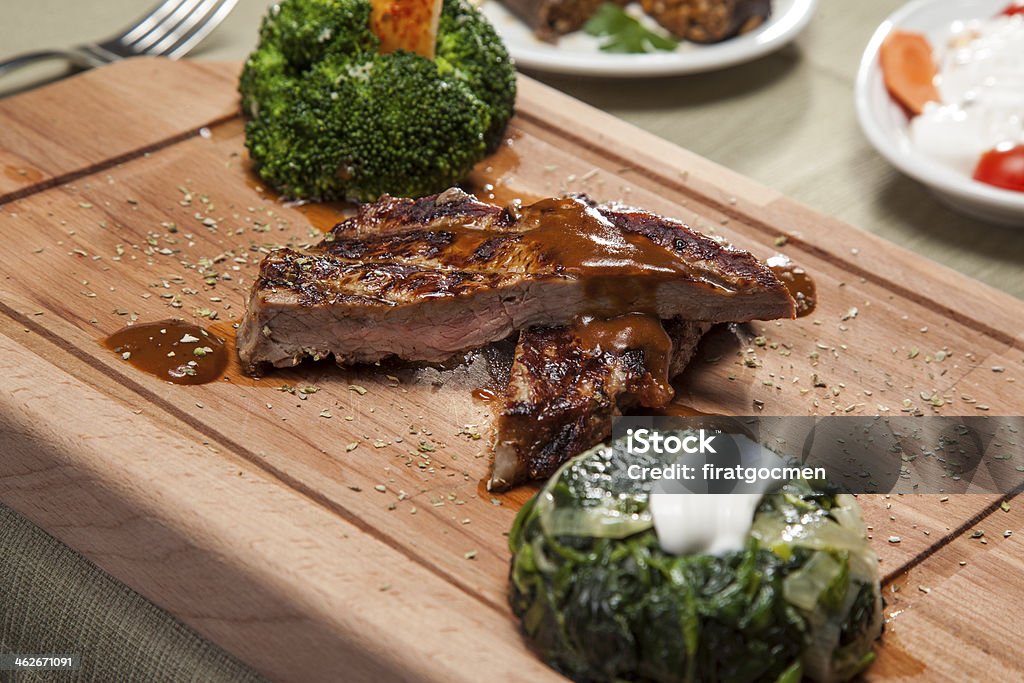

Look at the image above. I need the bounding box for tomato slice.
[1002,3,1024,16]
[973,145,1024,192]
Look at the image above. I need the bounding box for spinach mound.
[508,434,883,683]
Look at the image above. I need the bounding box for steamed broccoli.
[240,0,516,202]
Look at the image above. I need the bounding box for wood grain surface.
[0,58,1020,681]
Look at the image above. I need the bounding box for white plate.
[481,0,817,77]
[855,0,1024,227]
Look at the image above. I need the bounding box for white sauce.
[650,435,783,556]
[650,493,763,556]
[910,15,1024,175]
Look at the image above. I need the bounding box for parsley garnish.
[583,4,678,54]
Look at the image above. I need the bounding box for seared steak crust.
[337,188,513,237]
[489,318,712,489]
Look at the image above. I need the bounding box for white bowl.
[482,0,818,77]
[855,0,1024,227]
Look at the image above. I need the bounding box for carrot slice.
[879,31,941,116]
[370,0,443,59]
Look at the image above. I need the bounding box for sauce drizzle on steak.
[489,317,712,489]
[237,189,793,373]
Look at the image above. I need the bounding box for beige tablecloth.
[1,0,1022,680]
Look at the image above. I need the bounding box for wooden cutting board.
[0,58,1020,682]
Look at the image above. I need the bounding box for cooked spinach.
[508,434,883,683]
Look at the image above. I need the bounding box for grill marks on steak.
[255,252,509,307]
[262,193,782,290]
[238,189,793,372]
[489,317,712,489]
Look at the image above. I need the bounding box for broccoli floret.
[239,0,516,202]
[259,0,377,68]
[435,0,517,149]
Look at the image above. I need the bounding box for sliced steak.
[238,189,793,373]
[489,316,712,489]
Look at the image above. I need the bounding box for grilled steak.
[489,317,711,490]
[238,189,793,373]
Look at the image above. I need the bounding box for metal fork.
[0,0,239,78]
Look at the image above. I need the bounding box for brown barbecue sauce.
[768,255,816,318]
[571,313,675,407]
[472,387,499,402]
[104,320,228,385]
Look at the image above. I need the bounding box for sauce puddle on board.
[467,130,547,207]
[767,254,817,318]
[870,631,927,679]
[471,387,499,402]
[293,200,356,232]
[870,571,928,678]
[104,320,228,385]
[246,169,357,233]
[4,165,43,184]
